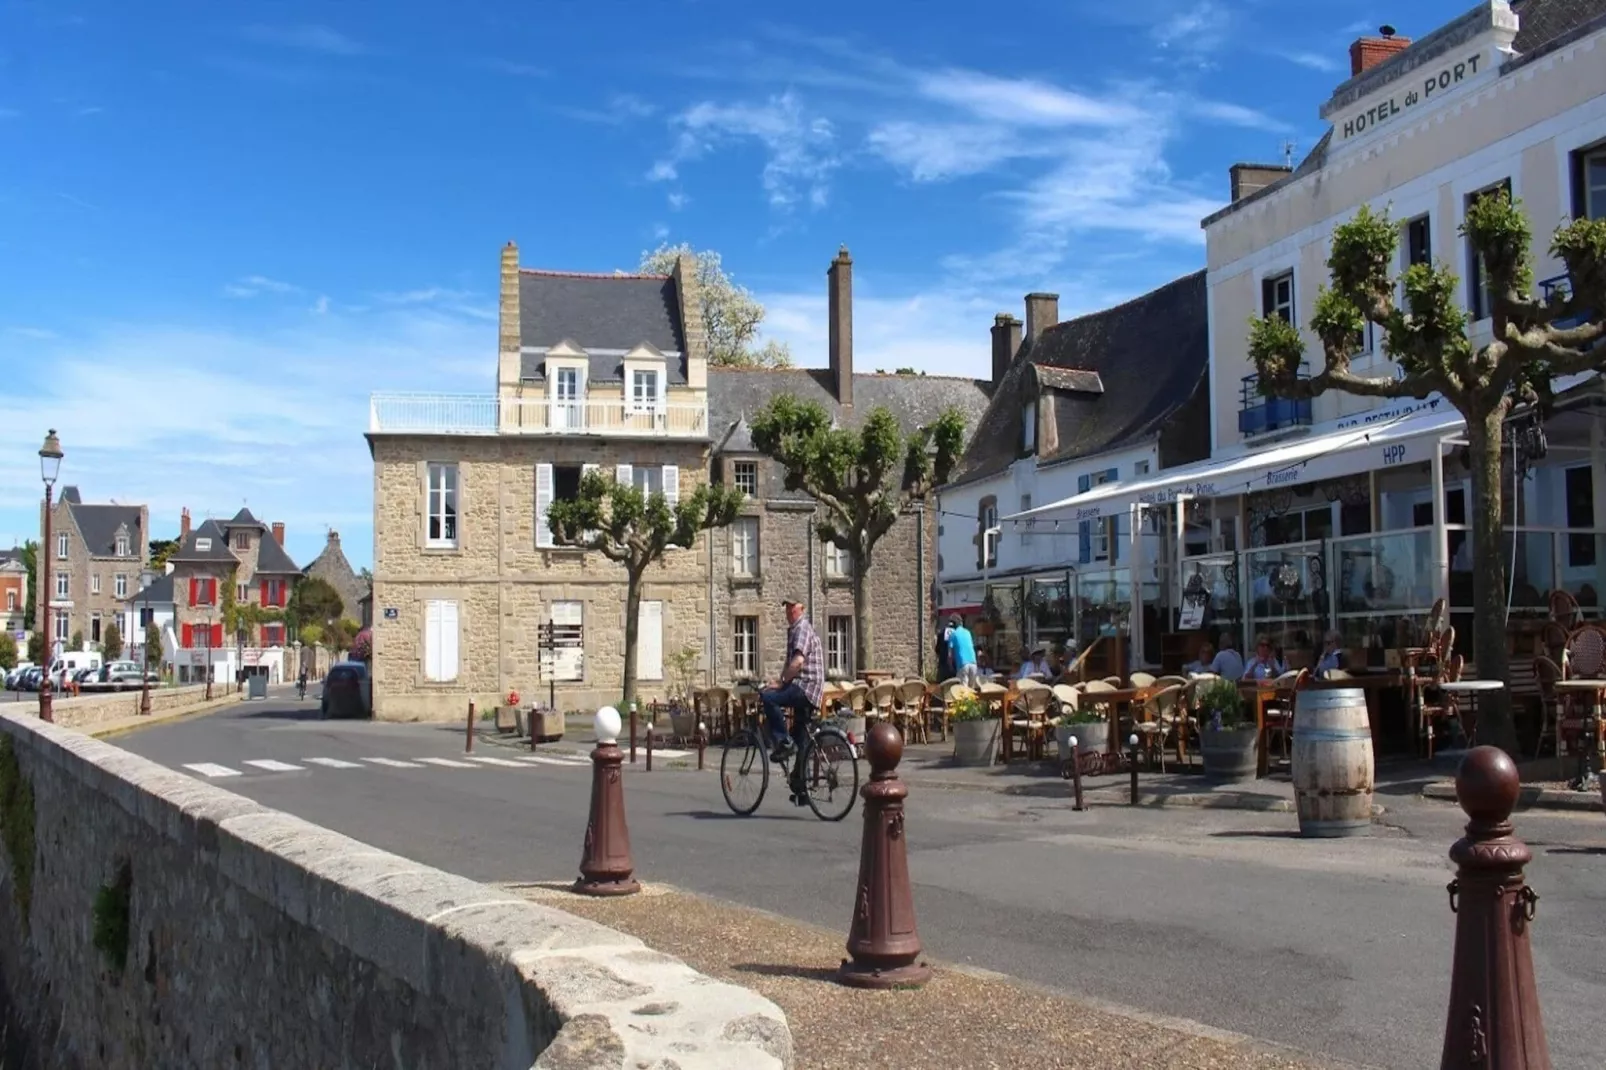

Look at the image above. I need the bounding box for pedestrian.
[760,599,825,768]
[946,616,979,688]
[936,618,956,681]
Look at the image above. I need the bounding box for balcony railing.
[1239,367,1312,437]
[1539,272,1590,330]
[368,394,710,438]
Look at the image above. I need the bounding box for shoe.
[770,739,794,764]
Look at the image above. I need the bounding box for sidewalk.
[501,881,1349,1070]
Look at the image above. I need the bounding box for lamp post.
[37,430,63,723]
[138,605,152,716]
[204,612,213,701]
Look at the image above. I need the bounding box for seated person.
[1316,631,1344,675]
[1184,643,1216,675]
[1209,633,1246,680]
[1241,635,1286,682]
[1017,647,1051,679]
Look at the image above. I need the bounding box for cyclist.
[761,599,824,775]
[296,667,308,701]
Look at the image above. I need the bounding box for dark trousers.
[760,682,814,750]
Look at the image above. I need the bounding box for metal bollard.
[646,721,654,772]
[1068,736,1086,812]
[629,704,638,764]
[465,700,476,754]
[837,722,932,989]
[1128,733,1140,806]
[574,707,640,897]
[1440,746,1550,1069]
[697,722,707,771]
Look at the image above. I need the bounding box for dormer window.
[195,537,212,552]
[115,532,129,557]
[631,369,661,413]
[234,531,250,551]
[1023,400,1038,453]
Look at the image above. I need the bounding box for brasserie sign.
[1340,51,1484,140]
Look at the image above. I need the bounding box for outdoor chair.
[1564,624,1606,680]
[1549,589,1582,629]
[1005,680,1053,762]
[1134,684,1184,771]
[1420,653,1465,759]
[1050,684,1080,716]
[1532,655,1566,759]
[868,682,900,724]
[1128,671,1157,690]
[1101,676,1123,687]
[1262,669,1305,765]
[896,679,930,744]
[697,686,734,741]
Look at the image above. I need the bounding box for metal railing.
[368,394,710,438]
[1538,273,1589,331]
[1239,367,1312,436]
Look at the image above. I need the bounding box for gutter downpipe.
[917,504,926,680]
[707,518,716,687]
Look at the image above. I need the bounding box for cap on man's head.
[782,599,804,609]
[949,615,962,628]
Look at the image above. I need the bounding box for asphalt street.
[111,698,1606,1070]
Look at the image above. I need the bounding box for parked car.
[5,663,33,690]
[100,661,147,688]
[320,662,371,720]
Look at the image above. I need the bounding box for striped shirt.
[787,616,826,709]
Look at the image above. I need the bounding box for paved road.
[112,700,1606,1070]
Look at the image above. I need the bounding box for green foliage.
[1055,707,1104,727]
[326,617,360,652]
[21,540,37,631]
[637,243,792,368]
[69,629,83,652]
[144,624,161,668]
[1197,679,1246,730]
[26,632,43,665]
[147,538,179,572]
[101,621,122,661]
[0,634,15,672]
[947,694,988,723]
[0,736,36,924]
[91,859,133,974]
[667,645,700,706]
[299,622,325,648]
[289,576,345,630]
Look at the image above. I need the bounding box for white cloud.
[372,287,496,321]
[223,275,300,298]
[1277,50,1344,73]
[554,94,658,126]
[914,69,1145,128]
[243,24,366,56]
[866,121,1057,182]
[652,92,838,211]
[1150,0,1233,64]
[1181,98,1291,133]
[666,191,689,210]
[651,223,671,240]
[311,295,331,315]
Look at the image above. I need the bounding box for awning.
[1006,401,1463,524]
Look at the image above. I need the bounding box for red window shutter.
[189,578,197,606]
[260,580,269,605]
[206,579,216,605]
[213,624,223,648]
[182,623,193,649]
[279,583,287,608]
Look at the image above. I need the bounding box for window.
[979,499,999,568]
[237,583,249,603]
[91,574,100,595]
[424,599,460,682]
[91,614,101,643]
[1567,465,1596,568]
[1466,180,1511,320]
[262,623,285,647]
[115,573,127,598]
[1261,271,1294,324]
[56,533,68,559]
[552,366,583,429]
[195,537,212,552]
[139,607,153,628]
[632,466,664,497]
[826,616,853,677]
[1077,469,1118,563]
[733,616,758,677]
[553,465,582,501]
[1404,215,1432,267]
[55,572,68,599]
[233,532,250,551]
[5,591,14,611]
[427,462,459,548]
[731,517,759,576]
[265,578,284,606]
[55,614,68,642]
[115,533,129,557]
[1571,144,1606,220]
[732,461,758,497]
[631,369,661,412]
[825,542,853,578]
[1023,399,1037,453]
[190,577,217,606]
[1134,460,1151,476]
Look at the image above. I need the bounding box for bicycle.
[296,679,307,701]
[720,709,860,821]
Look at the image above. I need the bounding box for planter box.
[952,718,1000,767]
[1200,727,1259,781]
[530,707,564,742]
[1056,721,1109,763]
[670,711,697,741]
[494,705,519,734]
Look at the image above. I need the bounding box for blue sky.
[0,0,1474,570]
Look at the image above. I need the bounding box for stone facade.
[166,509,301,675]
[302,529,368,621]
[38,487,148,655]
[0,550,25,639]
[0,713,791,1069]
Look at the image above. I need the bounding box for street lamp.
[37,430,63,723]
[204,612,213,701]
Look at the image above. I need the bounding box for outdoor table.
[859,670,896,687]
[1077,687,1154,757]
[1237,682,1278,778]
[1438,679,1504,751]
[1553,679,1606,788]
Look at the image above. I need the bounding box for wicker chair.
[896,679,931,744]
[1006,680,1054,762]
[1135,684,1185,771]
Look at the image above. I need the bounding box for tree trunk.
[621,568,643,709]
[1467,406,1518,756]
[853,545,873,677]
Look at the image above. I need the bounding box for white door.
[637,600,663,681]
[553,368,582,429]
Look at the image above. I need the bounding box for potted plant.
[949,694,998,767]
[496,689,522,734]
[1197,678,1257,781]
[1054,708,1108,762]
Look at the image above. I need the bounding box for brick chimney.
[180,508,190,543]
[827,245,853,407]
[271,521,285,546]
[1024,293,1059,344]
[496,240,521,394]
[991,314,1022,382]
[1349,25,1411,76]
[1229,163,1293,202]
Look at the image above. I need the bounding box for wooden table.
[1237,682,1277,778]
[1077,687,1155,757]
[859,670,896,687]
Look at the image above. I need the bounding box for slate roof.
[1033,367,1104,394]
[169,519,238,565]
[68,503,144,557]
[302,533,366,619]
[60,486,81,505]
[517,271,688,385]
[128,572,175,606]
[226,508,265,530]
[253,532,302,576]
[0,548,23,568]
[949,270,1209,487]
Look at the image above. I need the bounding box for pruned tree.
[0,633,16,672]
[288,576,345,631]
[26,632,43,665]
[546,470,742,705]
[21,540,36,631]
[638,244,792,368]
[102,621,122,661]
[147,538,179,572]
[750,397,966,673]
[1248,191,1606,756]
[70,629,83,652]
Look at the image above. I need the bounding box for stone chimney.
[1349,25,1411,76]
[327,530,341,549]
[1229,163,1293,202]
[272,521,285,546]
[496,241,522,396]
[673,252,708,391]
[991,314,1022,383]
[1024,293,1059,344]
[180,508,191,543]
[827,245,853,407]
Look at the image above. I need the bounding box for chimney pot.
[990,314,1022,384]
[272,522,285,546]
[180,508,191,543]
[827,248,854,407]
[1349,29,1411,76]
[1024,293,1059,344]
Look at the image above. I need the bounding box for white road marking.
[363,757,423,768]
[417,757,477,768]
[242,759,304,773]
[463,755,525,767]
[519,755,591,768]
[304,757,364,769]
[183,763,241,778]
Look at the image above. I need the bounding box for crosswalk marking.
[243,759,303,772]
[184,763,241,778]
[464,755,525,767]
[519,755,590,767]
[417,757,477,768]
[363,757,423,768]
[304,757,364,769]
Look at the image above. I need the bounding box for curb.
[1421,780,1602,813]
[909,774,1389,815]
[87,695,245,740]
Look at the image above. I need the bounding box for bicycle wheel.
[720,729,769,816]
[800,727,859,822]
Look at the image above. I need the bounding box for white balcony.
[368,394,710,438]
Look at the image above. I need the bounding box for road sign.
[383,607,398,620]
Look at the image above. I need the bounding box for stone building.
[0,548,26,640]
[37,487,148,654]
[367,243,992,720]
[303,530,368,623]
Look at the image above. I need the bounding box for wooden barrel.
[1292,688,1375,837]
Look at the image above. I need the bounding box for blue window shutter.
[1077,474,1092,563]
[1104,467,1118,482]
[1078,474,1091,493]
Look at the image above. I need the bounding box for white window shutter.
[662,465,679,507]
[615,463,633,488]
[425,601,442,681]
[535,464,554,548]
[638,601,664,681]
[580,464,601,543]
[441,601,460,681]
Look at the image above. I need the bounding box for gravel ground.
[502,881,1354,1070]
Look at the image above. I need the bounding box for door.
[637,600,663,681]
[553,367,582,429]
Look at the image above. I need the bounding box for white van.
[50,650,103,689]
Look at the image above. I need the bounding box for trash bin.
[248,675,268,700]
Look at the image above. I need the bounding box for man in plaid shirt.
[762,599,824,762]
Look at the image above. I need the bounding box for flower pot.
[531,707,564,742]
[1056,722,1109,762]
[952,718,999,766]
[495,705,519,734]
[670,710,696,742]
[1200,726,1259,781]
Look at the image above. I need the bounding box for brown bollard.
[1441,746,1550,1069]
[646,720,654,772]
[629,704,638,764]
[697,722,707,771]
[1128,733,1140,806]
[838,722,933,989]
[574,706,641,898]
[465,700,475,754]
[1069,738,1086,812]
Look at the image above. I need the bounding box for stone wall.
[0,712,791,1069]
[44,684,229,732]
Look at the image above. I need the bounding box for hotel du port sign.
[1339,51,1486,141]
